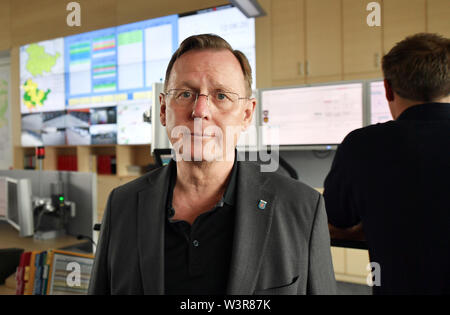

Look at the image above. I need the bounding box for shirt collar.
[222,153,238,207]
[166,151,238,218]
[397,102,450,121]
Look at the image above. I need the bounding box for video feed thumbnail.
[90,124,117,145]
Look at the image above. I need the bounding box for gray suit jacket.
[88,160,336,295]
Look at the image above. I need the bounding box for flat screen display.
[20,38,65,114]
[179,6,256,90]
[7,180,19,227]
[19,5,256,146]
[261,83,364,146]
[65,15,178,109]
[370,80,392,124]
[117,101,152,145]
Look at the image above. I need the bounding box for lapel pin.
[258,200,267,210]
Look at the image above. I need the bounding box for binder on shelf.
[57,155,78,171]
[41,251,52,295]
[33,251,47,295]
[15,251,31,295]
[23,251,39,295]
[14,249,94,295]
[97,155,115,174]
[46,250,94,295]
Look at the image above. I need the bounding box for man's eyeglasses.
[164,89,249,111]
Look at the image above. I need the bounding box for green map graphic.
[25,43,60,76]
[0,79,8,128]
[23,79,51,110]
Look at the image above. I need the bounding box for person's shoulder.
[238,161,320,201]
[113,165,169,195]
[341,121,397,148]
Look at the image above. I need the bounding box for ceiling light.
[229,0,266,18]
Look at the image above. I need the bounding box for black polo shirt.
[164,158,237,295]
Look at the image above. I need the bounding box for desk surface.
[0,221,86,252]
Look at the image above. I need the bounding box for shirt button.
[192,240,199,247]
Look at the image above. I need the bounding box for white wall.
[0,53,13,170]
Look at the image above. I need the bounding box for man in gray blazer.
[88,34,336,295]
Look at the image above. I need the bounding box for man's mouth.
[191,133,214,138]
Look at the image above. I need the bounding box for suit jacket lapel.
[227,162,276,295]
[136,160,276,295]
[137,163,173,294]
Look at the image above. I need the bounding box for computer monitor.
[0,177,34,237]
[153,148,174,167]
[117,100,152,145]
[369,80,392,124]
[260,82,364,149]
[0,177,17,229]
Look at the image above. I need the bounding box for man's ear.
[242,98,256,131]
[384,79,395,102]
[159,93,166,126]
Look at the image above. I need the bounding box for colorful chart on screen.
[65,15,178,110]
[20,38,65,113]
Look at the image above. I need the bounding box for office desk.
[329,223,368,250]
[0,221,87,295]
[0,221,87,252]
[327,223,370,284]
[314,189,368,250]
[314,188,370,284]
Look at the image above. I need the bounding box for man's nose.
[192,94,211,119]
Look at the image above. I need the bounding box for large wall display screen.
[19,5,255,146]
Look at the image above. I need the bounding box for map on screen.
[20,38,65,113]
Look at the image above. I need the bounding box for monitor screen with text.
[261,83,364,146]
[370,80,392,124]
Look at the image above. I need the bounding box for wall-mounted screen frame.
[259,80,365,151]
